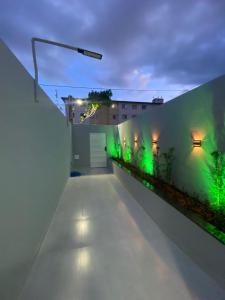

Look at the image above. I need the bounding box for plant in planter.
[161,147,175,184]
[123,143,133,162]
[153,146,175,183]
[210,150,225,210]
[153,145,161,179]
[112,157,225,242]
[113,129,122,159]
[132,136,146,169]
[115,141,122,159]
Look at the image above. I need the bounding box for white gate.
[90,133,107,168]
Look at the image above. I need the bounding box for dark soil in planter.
[112,157,225,244]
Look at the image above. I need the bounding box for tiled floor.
[20,174,225,300]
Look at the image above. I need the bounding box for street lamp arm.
[31,37,102,103]
[32,37,80,53]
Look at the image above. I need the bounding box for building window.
[142,104,146,110]
[132,104,137,110]
[112,114,116,120]
[122,114,127,120]
[122,103,126,109]
[132,114,136,118]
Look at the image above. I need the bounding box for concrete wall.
[71,124,115,169]
[0,41,70,299]
[117,74,225,204]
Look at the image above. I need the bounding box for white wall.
[0,41,71,299]
[72,124,115,168]
[118,74,225,205]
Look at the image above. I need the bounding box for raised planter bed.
[112,160,225,291]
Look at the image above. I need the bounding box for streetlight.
[31,37,103,103]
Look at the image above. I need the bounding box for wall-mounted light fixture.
[123,137,126,146]
[134,137,138,144]
[192,139,202,147]
[151,134,159,154]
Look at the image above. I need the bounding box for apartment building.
[62,96,164,125]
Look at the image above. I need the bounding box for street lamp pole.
[31,37,103,103]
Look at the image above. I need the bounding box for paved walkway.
[20,174,225,300]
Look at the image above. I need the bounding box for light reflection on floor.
[76,248,90,272]
[76,218,89,237]
[20,175,225,300]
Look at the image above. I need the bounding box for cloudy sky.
[1,0,225,108]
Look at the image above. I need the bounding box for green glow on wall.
[106,128,122,159]
[205,223,225,244]
[136,132,154,175]
[123,142,132,162]
[188,126,218,209]
[187,90,225,211]
[116,141,122,158]
[209,151,225,210]
[106,134,117,157]
[142,179,154,190]
[112,85,225,214]
[140,145,154,175]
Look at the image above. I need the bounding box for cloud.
[1,0,225,96]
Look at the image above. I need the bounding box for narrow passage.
[20,174,225,300]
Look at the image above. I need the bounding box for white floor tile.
[20,174,225,300]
